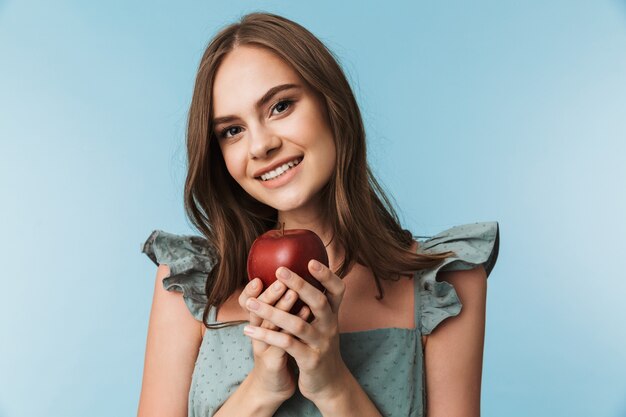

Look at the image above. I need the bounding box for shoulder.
[138,252,205,415]
[414,221,499,337]
[157,263,171,278]
[416,221,499,274]
[421,266,487,414]
[437,265,488,309]
[141,229,218,322]
[421,265,487,347]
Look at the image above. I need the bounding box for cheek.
[279,115,308,139]
[221,149,246,179]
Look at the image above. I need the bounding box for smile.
[258,157,303,181]
[256,157,304,189]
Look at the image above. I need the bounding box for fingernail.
[277,267,290,279]
[251,279,258,290]
[273,281,284,292]
[311,260,322,271]
[243,325,255,335]
[247,299,259,310]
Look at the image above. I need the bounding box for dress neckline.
[208,270,420,337]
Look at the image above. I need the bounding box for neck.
[273,218,344,271]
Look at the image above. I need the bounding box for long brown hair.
[183,12,456,329]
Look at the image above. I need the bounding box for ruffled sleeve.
[140,229,218,321]
[415,221,500,335]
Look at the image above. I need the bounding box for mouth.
[255,156,304,182]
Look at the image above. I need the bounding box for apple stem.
[281,222,285,236]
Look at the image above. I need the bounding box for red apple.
[247,223,329,317]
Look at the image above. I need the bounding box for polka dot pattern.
[140,229,217,321]
[140,221,500,417]
[415,221,500,336]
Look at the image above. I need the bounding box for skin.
[212,45,343,269]
[212,45,383,414]
[138,42,487,417]
[210,44,486,416]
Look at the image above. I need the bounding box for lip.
[257,157,303,189]
[253,155,304,178]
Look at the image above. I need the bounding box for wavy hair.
[183,12,456,329]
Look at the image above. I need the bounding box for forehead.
[212,45,303,116]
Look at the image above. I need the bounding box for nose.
[248,124,281,159]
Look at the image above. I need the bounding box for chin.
[264,192,311,212]
[247,174,326,211]
[269,199,307,212]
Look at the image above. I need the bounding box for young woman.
[137,12,500,417]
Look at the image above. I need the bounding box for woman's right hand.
[238,278,311,403]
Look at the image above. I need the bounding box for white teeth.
[260,158,302,181]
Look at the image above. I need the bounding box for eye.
[271,99,293,116]
[219,126,242,139]
[218,99,294,140]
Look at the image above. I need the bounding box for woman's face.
[211,45,336,214]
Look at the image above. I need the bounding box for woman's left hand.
[243,259,349,403]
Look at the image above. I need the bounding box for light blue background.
[1,1,625,416]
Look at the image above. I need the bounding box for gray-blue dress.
[141,221,500,417]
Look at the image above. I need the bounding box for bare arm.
[137,264,203,417]
[313,367,383,417]
[138,265,289,417]
[423,265,488,417]
[212,368,287,417]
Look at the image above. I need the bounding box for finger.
[275,267,333,322]
[274,289,297,313]
[242,280,297,330]
[299,305,313,323]
[307,260,346,314]
[245,298,317,346]
[238,278,263,310]
[239,281,286,354]
[238,280,278,353]
[249,293,309,354]
[237,280,264,329]
[239,278,287,311]
[265,289,301,333]
[249,311,263,327]
[239,279,288,329]
[250,308,301,359]
[258,280,288,306]
[272,302,311,332]
[282,306,313,326]
[243,325,309,362]
[257,281,292,331]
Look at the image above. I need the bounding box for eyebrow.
[212,83,301,127]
